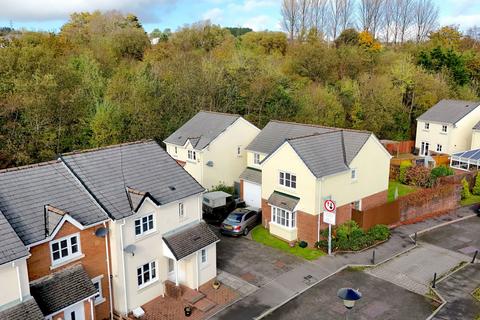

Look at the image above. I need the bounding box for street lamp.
[337,288,362,319]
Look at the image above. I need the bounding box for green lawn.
[251,226,324,260]
[461,195,480,206]
[388,180,417,202]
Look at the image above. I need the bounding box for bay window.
[271,206,296,228]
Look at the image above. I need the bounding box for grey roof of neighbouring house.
[0,298,44,320]
[30,264,97,317]
[163,221,219,260]
[61,140,205,220]
[474,121,480,130]
[0,210,28,265]
[0,161,108,246]
[417,99,480,124]
[239,167,262,184]
[268,191,300,211]
[246,121,371,160]
[164,111,241,149]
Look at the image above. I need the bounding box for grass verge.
[251,225,324,260]
[388,180,417,202]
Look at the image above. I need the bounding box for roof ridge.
[61,139,154,157]
[287,130,343,141]
[269,120,372,134]
[0,159,60,174]
[199,110,241,117]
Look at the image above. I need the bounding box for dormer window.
[442,125,448,133]
[424,123,429,130]
[188,150,196,161]
[135,214,155,236]
[254,153,260,165]
[50,234,82,265]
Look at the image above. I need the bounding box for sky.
[0,0,479,33]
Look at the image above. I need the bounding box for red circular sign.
[324,200,336,212]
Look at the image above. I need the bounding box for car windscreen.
[226,213,244,223]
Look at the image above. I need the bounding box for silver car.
[220,207,261,236]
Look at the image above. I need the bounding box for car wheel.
[243,227,249,236]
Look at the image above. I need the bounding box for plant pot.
[212,280,221,290]
[184,306,192,317]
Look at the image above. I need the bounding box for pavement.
[433,263,480,320]
[263,268,436,320]
[210,205,478,320]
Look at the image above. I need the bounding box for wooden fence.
[382,140,415,155]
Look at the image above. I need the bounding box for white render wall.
[0,258,30,308]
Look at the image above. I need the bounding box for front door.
[167,258,175,282]
[421,141,429,156]
[64,302,85,320]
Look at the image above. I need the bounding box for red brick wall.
[239,179,244,200]
[361,190,388,211]
[296,211,318,247]
[28,221,110,320]
[261,198,271,228]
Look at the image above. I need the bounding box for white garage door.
[243,181,261,208]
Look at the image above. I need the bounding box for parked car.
[202,191,245,223]
[220,207,261,236]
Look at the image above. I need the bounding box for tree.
[473,174,480,195]
[359,0,384,38]
[241,31,288,55]
[335,28,360,47]
[414,0,439,43]
[309,0,329,39]
[281,0,299,41]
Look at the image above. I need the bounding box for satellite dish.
[124,244,136,256]
[95,227,109,238]
[206,161,214,167]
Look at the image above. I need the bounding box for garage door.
[243,181,261,208]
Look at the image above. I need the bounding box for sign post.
[323,199,336,255]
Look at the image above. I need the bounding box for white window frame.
[134,213,155,237]
[174,146,177,154]
[351,168,357,181]
[50,233,82,266]
[179,202,185,219]
[187,150,196,161]
[441,125,448,133]
[279,171,297,189]
[271,206,296,229]
[137,261,158,289]
[200,248,207,265]
[253,153,260,165]
[91,275,105,305]
[436,144,442,152]
[424,122,429,130]
[237,145,242,157]
[352,200,362,211]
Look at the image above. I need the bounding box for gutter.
[13,261,23,302]
[120,219,128,315]
[104,221,114,320]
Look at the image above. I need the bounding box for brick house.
[0,161,112,320]
[241,121,391,246]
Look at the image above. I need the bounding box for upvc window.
[92,275,105,305]
[279,171,296,189]
[424,123,430,130]
[200,249,207,264]
[271,206,296,228]
[352,200,361,210]
[188,150,196,161]
[179,202,185,218]
[174,146,177,154]
[137,261,157,288]
[437,144,442,152]
[441,125,448,133]
[253,153,260,165]
[237,146,242,156]
[134,214,154,236]
[50,234,81,265]
[351,168,357,180]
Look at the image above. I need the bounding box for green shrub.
[405,165,432,188]
[473,174,480,196]
[430,165,454,181]
[461,178,471,199]
[399,160,412,184]
[299,240,308,248]
[367,224,390,241]
[210,183,235,195]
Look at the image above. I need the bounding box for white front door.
[167,258,175,282]
[243,181,261,208]
[421,141,430,156]
[64,302,85,320]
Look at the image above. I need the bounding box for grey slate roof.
[246,121,371,162]
[239,167,262,184]
[61,141,205,220]
[30,264,97,316]
[268,191,300,211]
[0,210,28,265]
[163,221,219,260]
[164,111,241,150]
[0,161,108,246]
[417,99,480,124]
[0,298,44,320]
[474,121,480,130]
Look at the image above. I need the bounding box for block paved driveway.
[214,227,304,287]
[264,268,435,320]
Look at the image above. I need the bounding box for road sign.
[323,211,336,225]
[324,199,336,213]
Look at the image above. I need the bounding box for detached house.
[0,161,111,320]
[164,111,260,190]
[61,141,219,317]
[241,121,391,246]
[416,99,480,155]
